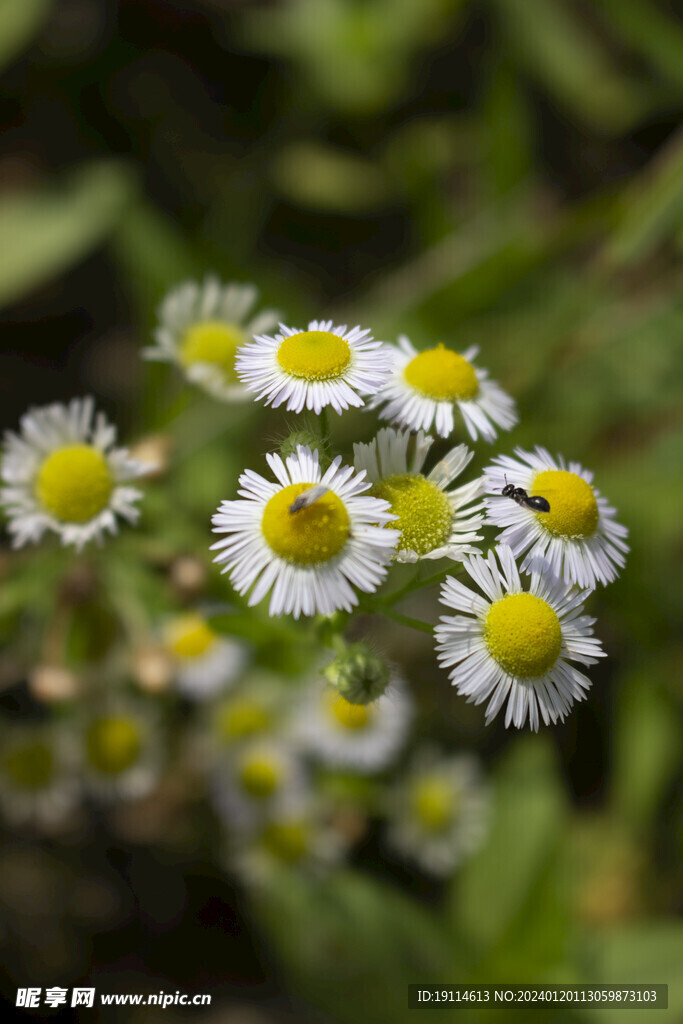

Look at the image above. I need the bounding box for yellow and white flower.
[144,276,279,401]
[0,724,78,828]
[163,611,248,701]
[80,699,162,800]
[484,447,629,590]
[371,335,517,441]
[0,397,148,551]
[211,739,308,830]
[435,545,605,730]
[211,445,399,618]
[228,800,349,882]
[235,319,392,414]
[385,749,489,876]
[353,427,484,561]
[290,673,413,773]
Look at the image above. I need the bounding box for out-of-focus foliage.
[0,1,681,1022]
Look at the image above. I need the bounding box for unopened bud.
[132,646,173,693]
[323,642,390,705]
[28,664,80,702]
[279,429,330,465]
[170,555,208,598]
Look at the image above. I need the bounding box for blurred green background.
[0,1,681,1022]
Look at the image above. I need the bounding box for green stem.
[318,406,330,441]
[382,609,434,635]
[379,563,461,608]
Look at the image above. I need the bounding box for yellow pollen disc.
[411,776,456,833]
[262,482,350,564]
[165,613,216,659]
[328,693,371,730]
[485,593,562,678]
[262,821,310,862]
[35,445,113,523]
[238,755,281,798]
[373,474,452,555]
[532,469,599,538]
[179,320,245,383]
[2,740,55,790]
[217,699,271,740]
[403,344,479,401]
[277,330,351,381]
[86,717,142,775]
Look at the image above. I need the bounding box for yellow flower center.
[277,330,351,381]
[411,775,457,833]
[2,740,55,790]
[403,344,479,401]
[328,693,371,730]
[179,320,245,383]
[35,445,113,523]
[485,593,562,678]
[165,613,216,659]
[216,699,271,740]
[262,482,350,564]
[86,716,142,775]
[262,820,310,863]
[238,753,282,798]
[532,469,599,538]
[373,474,452,555]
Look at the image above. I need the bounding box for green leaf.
[577,923,683,1022]
[453,735,567,952]
[0,161,137,309]
[600,129,683,269]
[0,0,51,71]
[611,671,680,833]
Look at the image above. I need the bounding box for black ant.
[500,474,550,513]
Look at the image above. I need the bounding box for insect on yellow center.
[216,699,271,741]
[86,717,142,776]
[262,482,350,564]
[238,754,282,798]
[2,740,55,790]
[485,593,562,678]
[403,344,479,402]
[165,613,217,659]
[373,473,452,555]
[35,445,113,523]
[262,820,310,862]
[532,469,599,539]
[411,775,457,833]
[179,320,245,383]
[277,330,351,381]
[328,693,371,730]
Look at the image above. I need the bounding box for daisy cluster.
[0,273,629,884]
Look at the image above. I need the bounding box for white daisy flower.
[371,335,518,441]
[385,749,489,876]
[0,724,79,829]
[227,798,349,882]
[353,427,484,562]
[290,672,413,773]
[235,319,392,415]
[144,276,279,401]
[211,445,399,619]
[210,739,308,831]
[0,397,148,552]
[206,673,284,748]
[163,611,248,701]
[435,545,606,731]
[484,447,629,590]
[80,699,162,801]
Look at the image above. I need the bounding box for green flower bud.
[323,642,390,705]
[279,428,330,464]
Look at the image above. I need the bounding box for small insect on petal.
[289,485,330,514]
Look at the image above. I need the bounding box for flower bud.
[279,428,330,464]
[323,642,390,705]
